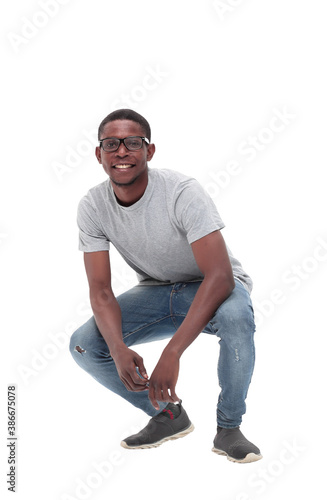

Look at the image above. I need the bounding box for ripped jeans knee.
[74,345,86,353]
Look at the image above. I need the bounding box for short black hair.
[98,109,151,142]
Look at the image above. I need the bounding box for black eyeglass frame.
[99,136,150,152]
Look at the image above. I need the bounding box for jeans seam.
[169,285,188,328]
[122,315,173,339]
[169,287,174,317]
[171,314,186,329]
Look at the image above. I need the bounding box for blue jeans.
[69,279,256,428]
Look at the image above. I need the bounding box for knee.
[69,322,93,357]
[216,299,256,337]
[68,317,109,362]
[69,328,85,357]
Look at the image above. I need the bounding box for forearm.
[90,287,125,357]
[90,286,149,392]
[164,274,235,358]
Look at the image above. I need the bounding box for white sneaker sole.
[212,447,263,463]
[121,423,195,450]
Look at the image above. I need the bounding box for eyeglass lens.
[101,137,143,151]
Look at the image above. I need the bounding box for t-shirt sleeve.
[77,196,110,252]
[174,179,225,244]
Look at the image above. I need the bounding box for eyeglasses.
[99,136,149,152]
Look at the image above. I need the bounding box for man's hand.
[112,346,149,392]
[148,350,180,410]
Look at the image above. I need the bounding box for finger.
[148,384,159,410]
[135,366,149,383]
[154,385,164,403]
[134,355,148,380]
[169,387,180,403]
[123,380,147,392]
[129,368,148,388]
[160,386,178,404]
[120,375,134,392]
[160,387,172,403]
[128,378,148,392]
[121,369,147,392]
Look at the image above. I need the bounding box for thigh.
[117,284,178,347]
[71,284,179,354]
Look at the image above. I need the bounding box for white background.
[1,1,326,499]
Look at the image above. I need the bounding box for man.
[69,109,262,463]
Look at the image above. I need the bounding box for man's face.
[95,119,155,187]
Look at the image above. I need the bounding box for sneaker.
[121,402,194,449]
[212,426,262,463]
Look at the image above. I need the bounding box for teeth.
[114,164,133,169]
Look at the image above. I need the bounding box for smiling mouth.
[113,164,135,169]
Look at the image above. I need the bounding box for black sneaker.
[121,402,194,449]
[212,426,262,463]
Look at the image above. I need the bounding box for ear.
[147,143,156,162]
[95,146,102,164]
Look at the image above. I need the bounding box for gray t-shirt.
[77,168,253,293]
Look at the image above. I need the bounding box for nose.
[116,141,129,156]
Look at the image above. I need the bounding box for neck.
[111,170,148,207]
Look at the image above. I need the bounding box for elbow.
[205,270,235,300]
[89,285,115,313]
[221,272,235,299]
